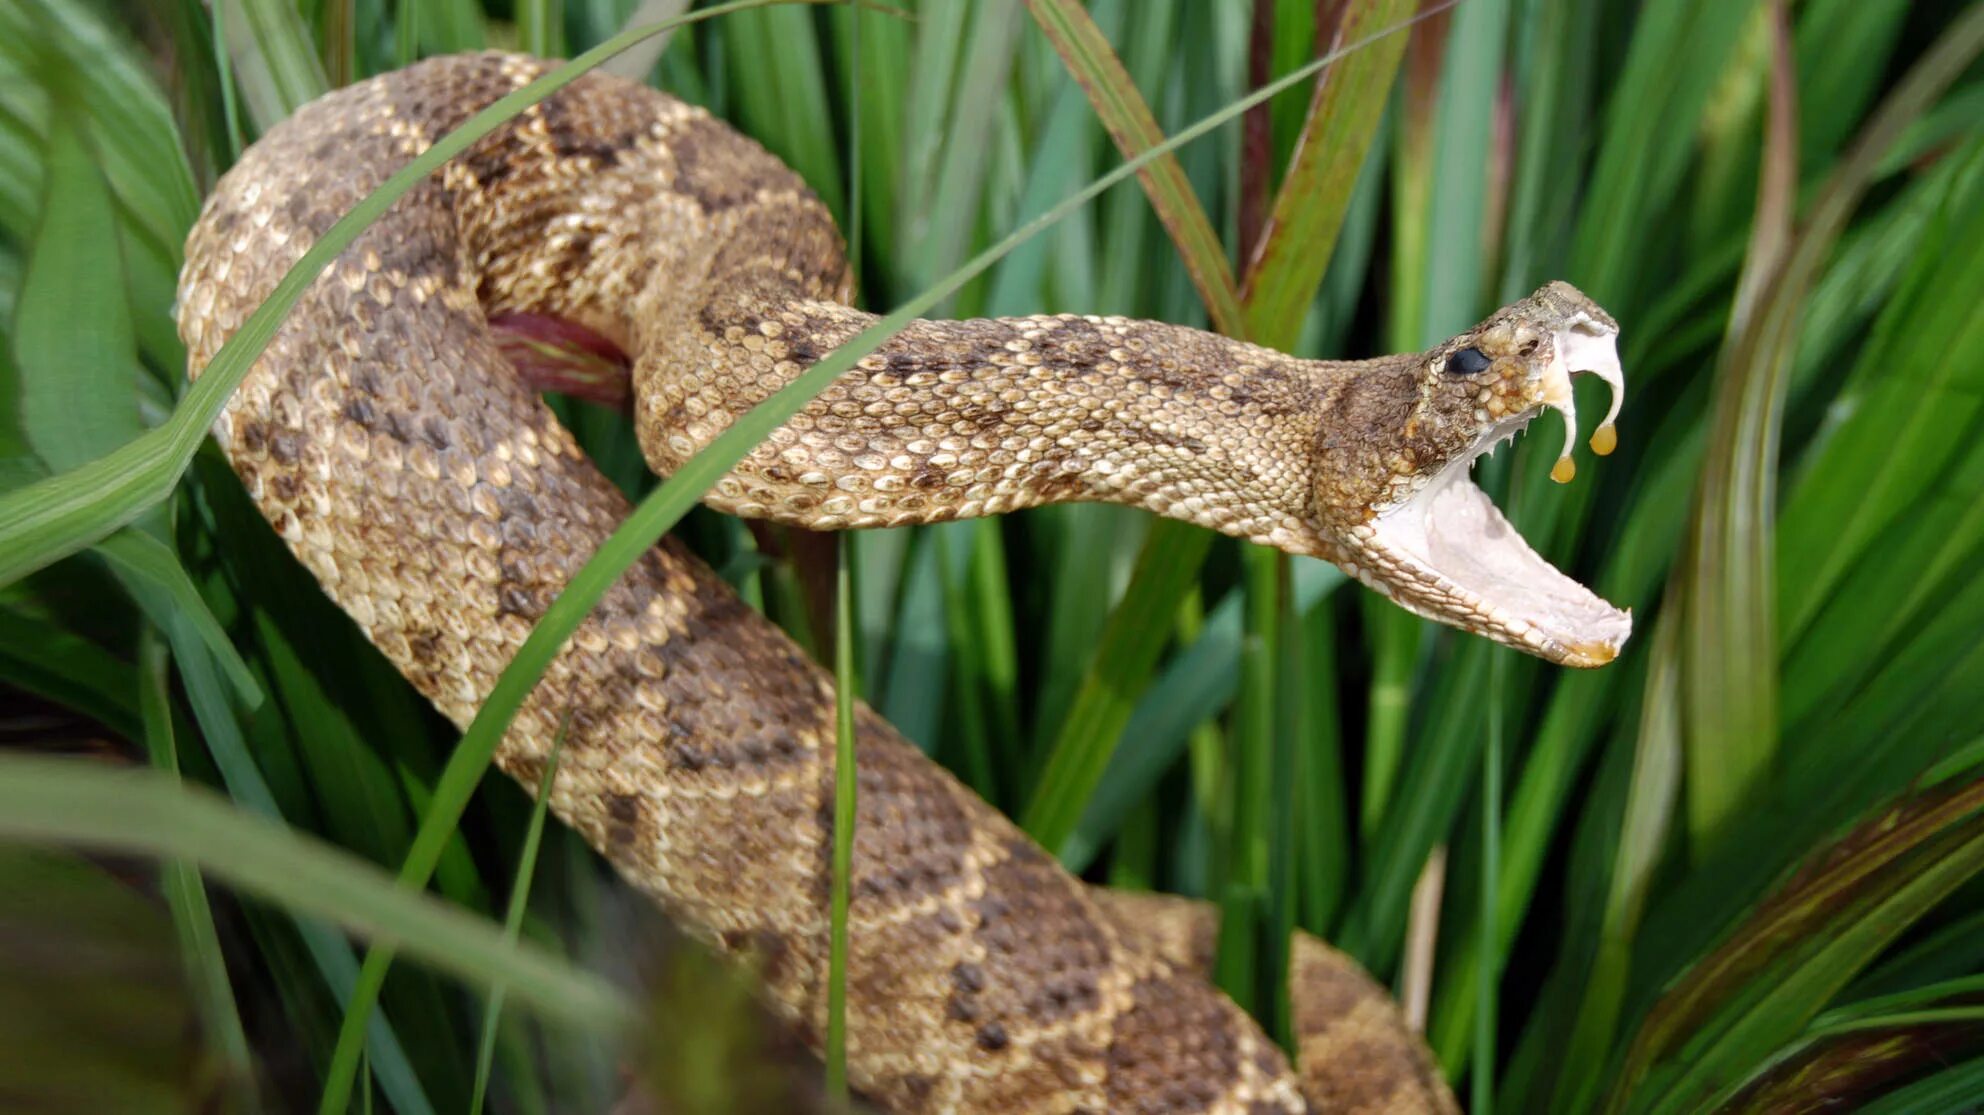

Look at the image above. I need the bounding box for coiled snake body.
[179,54,1631,1113]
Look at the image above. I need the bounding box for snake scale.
[177,53,1631,1112]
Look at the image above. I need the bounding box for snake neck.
[633,278,1379,556]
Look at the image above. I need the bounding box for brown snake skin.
[176,53,1631,1112]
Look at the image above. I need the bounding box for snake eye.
[1446,346,1492,376]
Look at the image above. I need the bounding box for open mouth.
[1359,318,1632,667]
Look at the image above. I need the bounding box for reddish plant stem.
[1238,0,1275,262]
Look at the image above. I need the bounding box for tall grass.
[2,1,1982,1112]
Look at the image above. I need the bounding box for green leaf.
[1239,0,1417,349]
[718,6,844,219]
[169,597,439,1115]
[11,95,141,474]
[904,1,1025,303]
[0,753,636,1035]
[1682,0,1984,851]
[0,602,139,738]
[468,723,565,1115]
[1571,0,1766,305]
[1552,614,1685,1112]
[1022,521,1214,853]
[1677,0,1798,851]
[216,0,330,131]
[95,530,261,706]
[1776,145,1984,646]
[1855,1055,1984,1115]
[1023,0,1245,335]
[1724,975,1984,1113]
[518,0,565,58]
[135,630,255,1100]
[1059,560,1344,872]
[826,533,857,1103]
[0,0,202,253]
[1028,504,1145,756]
[1607,779,1984,1113]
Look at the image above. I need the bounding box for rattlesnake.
[177,52,1629,1113]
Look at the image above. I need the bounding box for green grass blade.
[1475,653,1508,1113]
[897,0,968,267]
[0,603,140,739]
[875,527,948,747]
[6,83,260,707]
[1495,0,1598,298]
[828,18,862,1058]
[1058,562,1343,872]
[1023,0,1245,335]
[320,0,355,89]
[1776,150,1984,647]
[1238,0,1418,348]
[0,114,35,250]
[1678,3,1797,849]
[0,753,636,1035]
[1417,0,1508,338]
[414,0,487,55]
[1022,521,1214,852]
[519,0,565,59]
[1724,975,1984,1111]
[1357,599,1420,842]
[905,1,1024,300]
[934,527,997,799]
[1294,593,1348,935]
[1682,2,1984,849]
[209,0,247,164]
[1853,1056,1984,1115]
[1552,614,1685,1111]
[218,0,330,130]
[826,532,857,1103]
[95,530,261,705]
[719,6,844,218]
[1029,504,1145,751]
[136,629,256,1101]
[1625,576,1984,1023]
[1213,545,1275,1017]
[1570,0,1765,304]
[11,94,141,473]
[1609,781,1984,1113]
[394,0,419,68]
[0,0,203,254]
[967,520,1020,768]
[170,604,439,1115]
[468,723,566,1115]
[1794,0,1913,167]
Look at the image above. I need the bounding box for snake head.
[1311,281,1631,667]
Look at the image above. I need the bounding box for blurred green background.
[2,0,1983,1111]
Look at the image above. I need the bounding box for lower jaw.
[1347,474,1631,666]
